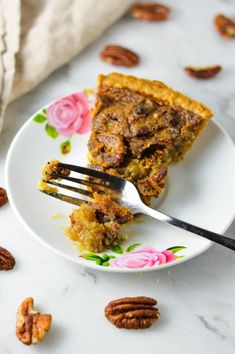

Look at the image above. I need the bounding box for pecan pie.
[40,73,213,252]
[88,72,213,204]
[39,160,133,252]
[67,193,133,252]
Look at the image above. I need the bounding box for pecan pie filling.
[88,74,211,204]
[67,193,133,253]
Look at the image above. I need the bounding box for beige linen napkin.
[0,0,135,132]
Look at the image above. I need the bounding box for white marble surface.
[1,0,235,353]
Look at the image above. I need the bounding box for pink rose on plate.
[47,92,91,137]
[110,247,177,269]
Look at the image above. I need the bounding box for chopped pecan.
[214,14,235,39]
[88,132,126,167]
[0,247,15,271]
[16,297,52,345]
[130,3,170,22]
[100,45,139,67]
[0,187,8,207]
[184,65,222,79]
[105,296,160,329]
[138,167,168,196]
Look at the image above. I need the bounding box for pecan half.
[130,3,170,22]
[0,247,15,271]
[184,65,222,79]
[16,297,52,345]
[214,14,235,39]
[100,45,139,67]
[0,187,8,207]
[105,296,160,329]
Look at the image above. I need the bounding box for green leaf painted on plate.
[102,253,115,261]
[111,245,124,254]
[80,253,102,261]
[45,124,59,139]
[33,113,46,123]
[96,259,103,265]
[126,243,141,252]
[81,252,115,266]
[108,255,116,259]
[167,246,186,254]
[176,255,185,260]
[60,140,71,155]
[102,255,109,261]
[42,108,47,115]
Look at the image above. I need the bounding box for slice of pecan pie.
[88,72,213,204]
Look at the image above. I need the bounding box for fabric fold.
[0,0,135,133]
[0,0,21,131]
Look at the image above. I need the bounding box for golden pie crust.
[96,73,213,119]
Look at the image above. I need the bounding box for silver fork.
[40,162,235,251]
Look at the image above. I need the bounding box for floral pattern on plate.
[33,89,94,154]
[80,244,186,268]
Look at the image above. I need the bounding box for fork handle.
[142,206,235,251]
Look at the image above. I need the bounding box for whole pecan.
[16,297,52,345]
[100,45,139,67]
[0,187,8,207]
[214,14,235,39]
[184,65,222,79]
[0,247,15,271]
[105,296,160,329]
[130,3,170,22]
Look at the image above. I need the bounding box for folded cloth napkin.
[0,0,135,132]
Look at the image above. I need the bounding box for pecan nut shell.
[105,296,160,329]
[100,45,139,67]
[0,247,15,271]
[214,14,235,39]
[130,3,170,22]
[16,297,52,345]
[0,187,8,207]
[184,65,222,79]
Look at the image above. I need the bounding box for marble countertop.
[1,0,235,353]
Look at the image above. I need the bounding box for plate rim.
[5,102,235,273]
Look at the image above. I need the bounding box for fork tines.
[39,163,125,207]
[58,163,126,193]
[40,188,89,207]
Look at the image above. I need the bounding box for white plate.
[5,91,235,272]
